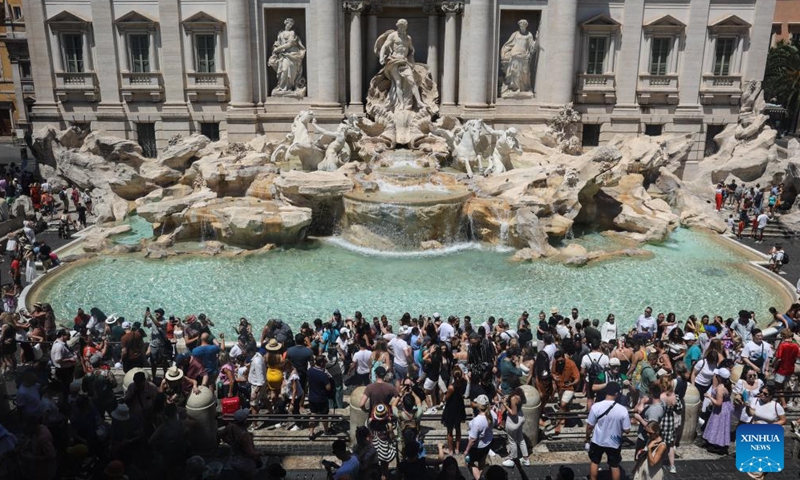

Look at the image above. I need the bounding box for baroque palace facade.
[23,0,774,160]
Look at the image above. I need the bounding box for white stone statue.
[268,18,307,98]
[375,19,424,111]
[483,127,521,176]
[312,119,356,172]
[270,110,324,170]
[740,80,765,115]
[450,119,493,178]
[500,20,537,99]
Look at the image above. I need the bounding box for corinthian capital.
[439,2,464,15]
[343,1,365,13]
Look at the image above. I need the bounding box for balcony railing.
[638,74,678,90]
[575,73,616,104]
[55,71,98,101]
[120,72,164,102]
[21,79,33,94]
[702,74,742,90]
[186,71,228,101]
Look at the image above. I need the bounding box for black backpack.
[783,253,790,264]
[586,353,606,385]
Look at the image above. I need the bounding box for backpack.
[783,253,790,264]
[586,353,606,385]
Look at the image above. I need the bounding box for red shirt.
[775,341,800,376]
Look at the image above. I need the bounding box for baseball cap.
[433,312,441,319]
[609,357,621,367]
[683,332,696,341]
[713,368,731,379]
[474,394,490,407]
[122,321,131,329]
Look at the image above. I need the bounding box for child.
[726,214,735,233]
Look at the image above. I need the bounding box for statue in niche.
[366,19,440,146]
[376,19,425,111]
[500,19,537,99]
[268,17,307,98]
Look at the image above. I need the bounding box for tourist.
[218,409,265,479]
[123,371,158,434]
[501,381,530,467]
[601,314,617,344]
[755,210,769,243]
[768,244,785,273]
[741,328,772,380]
[286,332,313,390]
[746,384,786,425]
[120,321,145,372]
[287,360,305,432]
[701,368,733,455]
[632,421,666,480]
[774,329,800,407]
[714,183,724,211]
[441,365,467,455]
[733,370,763,423]
[634,384,664,453]
[658,379,680,474]
[464,394,496,480]
[635,307,657,339]
[218,351,237,399]
[536,311,548,351]
[552,350,579,434]
[347,340,373,386]
[176,352,208,392]
[50,328,77,393]
[389,333,412,387]
[690,346,718,398]
[437,456,467,480]
[360,366,398,412]
[586,382,630,480]
[368,403,397,480]
[307,355,333,439]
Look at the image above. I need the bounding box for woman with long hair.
[633,421,666,480]
[501,381,530,467]
[371,339,391,383]
[441,365,467,454]
[701,368,733,455]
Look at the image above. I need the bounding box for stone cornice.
[343,1,365,13]
[439,2,465,15]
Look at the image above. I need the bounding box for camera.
[321,460,336,470]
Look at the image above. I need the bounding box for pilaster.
[227,0,254,107]
[543,0,577,106]
[612,0,645,110]
[440,2,461,107]
[677,0,711,109]
[23,0,60,122]
[345,1,364,110]
[459,0,492,108]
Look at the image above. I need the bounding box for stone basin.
[342,186,473,249]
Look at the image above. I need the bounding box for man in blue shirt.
[683,333,701,371]
[324,439,360,480]
[191,332,223,378]
[307,355,333,439]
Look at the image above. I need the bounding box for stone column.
[520,385,542,448]
[440,2,461,106]
[680,383,701,444]
[613,0,645,108]
[312,0,341,107]
[746,0,777,81]
[11,63,27,126]
[21,0,56,119]
[459,0,491,107]
[348,386,367,443]
[545,0,578,106]
[226,0,254,107]
[366,6,381,80]
[425,4,439,84]
[677,0,711,109]
[345,2,364,107]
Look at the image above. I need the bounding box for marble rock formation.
[274,170,354,235]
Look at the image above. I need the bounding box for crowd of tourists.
[1,301,798,480]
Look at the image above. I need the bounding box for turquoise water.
[37,228,783,332]
[110,215,155,245]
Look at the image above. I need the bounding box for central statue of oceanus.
[366,19,439,146]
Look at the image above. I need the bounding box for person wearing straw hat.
[265,339,284,393]
[159,365,190,407]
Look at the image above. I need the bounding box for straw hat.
[265,338,282,352]
[165,366,184,382]
[550,307,559,314]
[372,403,389,420]
[105,314,118,325]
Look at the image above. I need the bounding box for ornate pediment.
[708,15,751,34]
[580,14,621,32]
[114,11,158,30]
[182,11,225,31]
[46,10,91,29]
[643,14,685,34]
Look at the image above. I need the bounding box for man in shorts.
[755,211,769,243]
[586,382,630,480]
[247,346,266,417]
[307,355,333,439]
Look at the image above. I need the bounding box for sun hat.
[233,408,249,423]
[713,368,731,379]
[111,404,131,421]
[265,339,282,352]
[475,394,491,408]
[683,332,696,341]
[373,403,389,420]
[105,314,118,325]
[165,366,184,382]
[609,357,621,367]
[121,321,132,329]
[550,307,559,314]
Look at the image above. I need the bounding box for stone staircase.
[762,215,797,238]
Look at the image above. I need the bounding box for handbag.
[221,395,241,415]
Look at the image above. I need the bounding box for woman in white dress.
[23,248,36,285]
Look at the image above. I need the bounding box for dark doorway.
[644,124,663,137]
[200,122,220,141]
[137,123,157,158]
[704,124,725,157]
[582,124,601,147]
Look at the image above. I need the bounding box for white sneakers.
[502,458,531,468]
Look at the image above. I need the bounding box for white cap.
[474,394,490,406]
[683,332,696,341]
[433,312,441,319]
[713,368,731,379]
[122,321,132,329]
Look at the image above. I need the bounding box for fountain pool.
[32,228,786,332]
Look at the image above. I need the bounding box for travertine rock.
[158,134,210,170]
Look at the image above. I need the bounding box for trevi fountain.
[23,19,800,330]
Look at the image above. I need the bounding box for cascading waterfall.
[565,226,575,241]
